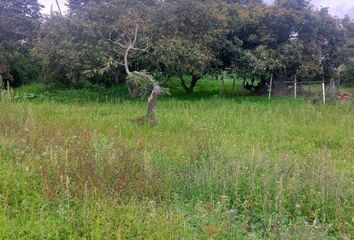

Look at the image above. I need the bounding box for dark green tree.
[0,0,43,86]
[342,58,354,86]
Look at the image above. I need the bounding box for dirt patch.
[337,92,352,103]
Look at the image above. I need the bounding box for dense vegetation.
[0,82,353,238]
[1,0,354,92]
[0,0,354,239]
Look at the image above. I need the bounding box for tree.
[35,0,354,96]
[246,1,347,86]
[105,12,162,122]
[155,38,211,94]
[67,0,97,13]
[342,16,354,56]
[0,0,43,86]
[152,0,227,94]
[0,0,43,49]
[342,58,354,86]
[36,13,113,87]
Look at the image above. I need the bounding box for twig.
[55,0,62,15]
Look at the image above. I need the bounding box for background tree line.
[1,0,354,94]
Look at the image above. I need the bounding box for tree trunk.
[114,67,120,85]
[190,75,199,93]
[180,77,189,93]
[124,47,132,76]
[147,84,161,123]
[180,76,199,94]
[126,81,140,98]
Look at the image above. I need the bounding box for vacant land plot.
[0,85,353,239]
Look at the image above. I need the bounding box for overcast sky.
[264,0,354,17]
[39,0,354,18]
[39,0,68,14]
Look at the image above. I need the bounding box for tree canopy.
[0,0,43,86]
[1,0,354,92]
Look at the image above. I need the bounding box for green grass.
[0,81,353,239]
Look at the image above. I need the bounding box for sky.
[39,0,68,14]
[264,0,354,18]
[39,0,354,18]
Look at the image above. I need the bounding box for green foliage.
[246,46,283,75]
[7,51,42,86]
[36,15,112,87]
[126,72,155,99]
[342,58,354,86]
[67,0,96,13]
[2,0,354,92]
[0,0,42,50]
[24,0,353,95]
[155,37,211,78]
[0,0,42,87]
[126,72,169,99]
[0,86,353,238]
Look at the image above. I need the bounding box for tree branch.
[131,44,150,53]
[133,71,157,86]
[107,38,126,49]
[132,26,138,47]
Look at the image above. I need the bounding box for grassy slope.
[0,80,353,239]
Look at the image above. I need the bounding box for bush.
[7,51,42,87]
[342,58,354,86]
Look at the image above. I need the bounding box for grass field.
[0,81,353,239]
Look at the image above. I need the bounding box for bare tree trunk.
[133,71,161,123]
[122,26,138,77]
[113,25,161,124]
[147,85,161,123]
[124,47,132,76]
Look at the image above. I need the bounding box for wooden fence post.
[329,78,335,97]
[220,71,226,97]
[294,74,297,99]
[322,66,326,104]
[268,73,273,100]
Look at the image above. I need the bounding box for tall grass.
[0,83,353,239]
